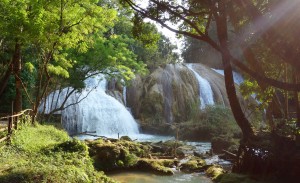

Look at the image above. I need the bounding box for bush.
[179,105,242,152]
[180,105,241,141]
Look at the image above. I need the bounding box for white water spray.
[41,74,139,136]
[186,64,214,109]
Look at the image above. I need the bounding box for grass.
[0,123,116,183]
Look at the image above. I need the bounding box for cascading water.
[123,86,127,106]
[186,64,214,109]
[212,69,244,85]
[41,74,139,137]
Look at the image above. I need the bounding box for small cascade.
[123,86,127,106]
[41,74,139,136]
[186,64,214,109]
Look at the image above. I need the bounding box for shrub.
[180,105,241,141]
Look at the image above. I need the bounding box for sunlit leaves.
[24,63,35,73]
[240,79,275,109]
[47,64,69,78]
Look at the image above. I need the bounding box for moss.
[206,165,226,181]
[160,159,177,168]
[120,136,132,141]
[87,139,148,171]
[136,159,174,175]
[180,157,206,172]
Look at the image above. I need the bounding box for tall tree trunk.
[13,42,22,113]
[284,64,289,120]
[0,63,12,98]
[215,1,254,140]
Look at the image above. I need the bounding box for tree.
[116,10,179,70]
[121,0,300,138]
[0,0,145,119]
[122,0,300,178]
[122,0,255,140]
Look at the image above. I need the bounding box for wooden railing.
[0,109,32,143]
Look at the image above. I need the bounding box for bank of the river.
[1,123,286,183]
[0,122,225,183]
[109,171,213,183]
[0,123,116,183]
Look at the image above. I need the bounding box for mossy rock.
[120,136,132,141]
[116,140,151,158]
[180,157,206,172]
[87,139,150,171]
[206,165,226,181]
[135,159,174,175]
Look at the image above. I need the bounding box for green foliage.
[179,105,241,151]
[132,14,160,49]
[240,79,275,110]
[0,124,115,183]
[68,33,148,83]
[0,0,179,115]
[185,105,240,139]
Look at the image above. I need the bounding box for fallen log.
[222,149,237,159]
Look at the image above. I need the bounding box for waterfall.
[41,74,139,136]
[123,86,127,106]
[186,64,214,109]
[212,69,244,85]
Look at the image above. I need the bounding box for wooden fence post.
[14,115,18,130]
[8,117,12,134]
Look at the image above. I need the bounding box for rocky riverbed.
[85,136,230,182]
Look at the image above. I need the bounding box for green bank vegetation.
[0,123,116,183]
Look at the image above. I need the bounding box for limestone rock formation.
[126,63,245,128]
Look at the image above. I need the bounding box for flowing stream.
[39,72,229,183]
[109,141,214,183]
[186,64,214,109]
[109,171,213,183]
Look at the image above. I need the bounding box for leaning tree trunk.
[13,41,22,114]
[215,1,254,141]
